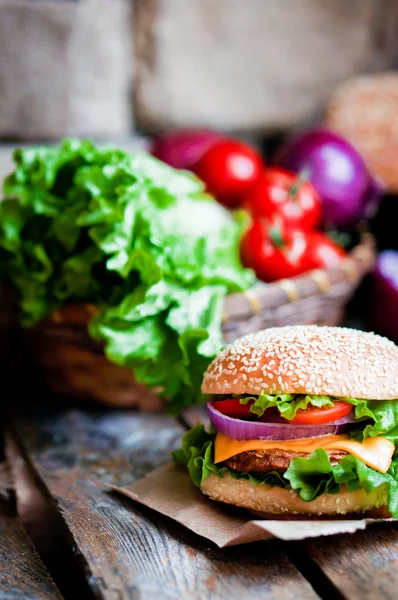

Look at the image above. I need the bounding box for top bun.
[202,326,398,400]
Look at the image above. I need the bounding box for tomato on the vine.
[193,139,263,208]
[241,215,347,282]
[305,232,347,269]
[243,167,321,230]
[288,401,352,425]
[241,217,313,282]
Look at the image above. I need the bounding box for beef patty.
[223,448,347,474]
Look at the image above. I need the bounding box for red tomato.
[212,399,254,418]
[289,401,352,425]
[244,168,321,230]
[306,232,347,269]
[193,139,263,208]
[241,217,313,282]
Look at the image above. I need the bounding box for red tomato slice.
[212,399,254,418]
[288,401,352,425]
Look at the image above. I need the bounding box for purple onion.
[150,129,221,170]
[207,401,355,441]
[370,251,398,343]
[276,128,384,228]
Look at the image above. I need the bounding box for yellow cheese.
[214,433,395,474]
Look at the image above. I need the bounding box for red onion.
[150,129,221,170]
[207,401,355,441]
[276,128,383,228]
[369,251,398,343]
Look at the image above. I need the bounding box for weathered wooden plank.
[9,404,319,600]
[6,433,97,600]
[301,525,398,600]
[0,484,62,600]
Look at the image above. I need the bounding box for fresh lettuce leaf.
[284,448,341,500]
[0,139,254,413]
[240,392,333,419]
[175,425,398,516]
[172,425,286,488]
[285,448,398,516]
[344,398,398,445]
[240,393,398,444]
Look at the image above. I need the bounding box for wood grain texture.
[0,487,62,600]
[302,525,398,600]
[9,405,319,599]
[6,433,97,600]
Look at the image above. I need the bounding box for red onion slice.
[207,401,356,441]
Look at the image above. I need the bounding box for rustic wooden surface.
[302,526,398,600]
[7,403,318,600]
[3,397,398,599]
[0,471,62,600]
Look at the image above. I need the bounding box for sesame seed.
[202,325,398,399]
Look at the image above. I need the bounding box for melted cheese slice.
[214,433,395,474]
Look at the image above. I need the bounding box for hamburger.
[174,325,398,518]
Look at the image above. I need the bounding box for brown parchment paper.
[113,462,397,547]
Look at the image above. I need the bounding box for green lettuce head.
[0,138,254,413]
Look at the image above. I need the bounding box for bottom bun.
[201,473,390,518]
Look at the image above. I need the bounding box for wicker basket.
[21,233,375,410]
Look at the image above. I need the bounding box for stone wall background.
[1,0,398,140]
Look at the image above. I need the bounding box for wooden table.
[2,396,398,600]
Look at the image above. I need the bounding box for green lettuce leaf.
[0,139,254,413]
[175,425,398,516]
[344,398,398,445]
[172,425,286,488]
[285,448,398,516]
[240,392,333,419]
[240,393,398,444]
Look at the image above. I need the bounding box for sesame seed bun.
[201,472,389,518]
[202,325,398,400]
